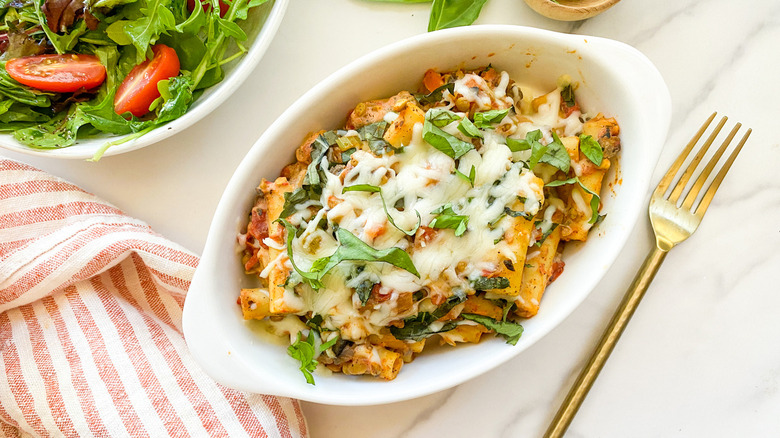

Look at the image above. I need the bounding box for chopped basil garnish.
[561,83,576,108]
[457,117,483,139]
[504,206,533,220]
[472,276,510,290]
[539,132,570,173]
[415,82,455,105]
[545,177,601,223]
[343,184,421,236]
[355,280,375,306]
[390,289,466,341]
[534,222,559,247]
[422,110,473,159]
[287,330,339,385]
[473,109,509,129]
[358,121,392,155]
[429,204,469,236]
[579,134,604,166]
[461,313,524,345]
[454,165,476,187]
[427,108,461,127]
[505,136,531,152]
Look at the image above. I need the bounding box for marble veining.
[2,0,778,436]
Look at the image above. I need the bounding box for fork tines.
[654,112,751,217]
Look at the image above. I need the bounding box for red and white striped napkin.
[0,159,308,437]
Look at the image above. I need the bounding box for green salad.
[0,0,268,159]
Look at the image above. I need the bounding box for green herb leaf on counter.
[428,0,489,32]
[579,134,604,166]
[461,313,524,345]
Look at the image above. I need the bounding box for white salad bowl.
[0,0,288,160]
[183,25,671,406]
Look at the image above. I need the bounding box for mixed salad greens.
[368,0,488,31]
[0,0,268,159]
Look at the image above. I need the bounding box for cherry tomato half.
[5,54,106,93]
[114,44,180,117]
[186,0,229,18]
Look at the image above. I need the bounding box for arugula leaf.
[415,82,454,105]
[428,0,488,31]
[539,132,571,173]
[579,134,604,166]
[343,184,421,236]
[457,117,483,139]
[472,276,510,290]
[461,313,524,345]
[454,165,476,187]
[545,177,601,224]
[473,109,508,129]
[422,111,473,159]
[429,204,469,236]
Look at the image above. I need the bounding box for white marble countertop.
[3,0,780,436]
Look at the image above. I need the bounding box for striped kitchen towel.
[0,159,308,437]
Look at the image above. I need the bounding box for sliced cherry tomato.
[186,0,228,18]
[5,54,106,93]
[114,44,180,117]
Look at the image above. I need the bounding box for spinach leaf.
[429,204,468,236]
[578,134,604,166]
[357,121,392,154]
[343,184,421,236]
[422,111,473,159]
[472,276,509,290]
[473,109,508,129]
[428,0,488,31]
[461,313,524,345]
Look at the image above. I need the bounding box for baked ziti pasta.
[238,67,620,383]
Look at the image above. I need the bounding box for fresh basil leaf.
[275,219,325,290]
[357,121,393,154]
[561,83,576,108]
[457,117,483,139]
[539,132,571,173]
[503,206,533,220]
[545,177,601,224]
[579,134,604,166]
[390,290,466,340]
[428,0,488,31]
[534,223,559,247]
[355,280,375,306]
[454,165,476,187]
[472,276,510,290]
[343,184,421,236]
[427,108,461,128]
[429,204,469,236]
[461,313,524,345]
[473,109,508,129]
[315,228,420,279]
[423,112,473,159]
[505,136,531,152]
[287,331,318,385]
[415,82,454,105]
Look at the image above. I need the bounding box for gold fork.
[544,113,752,438]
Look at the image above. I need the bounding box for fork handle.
[544,246,668,438]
